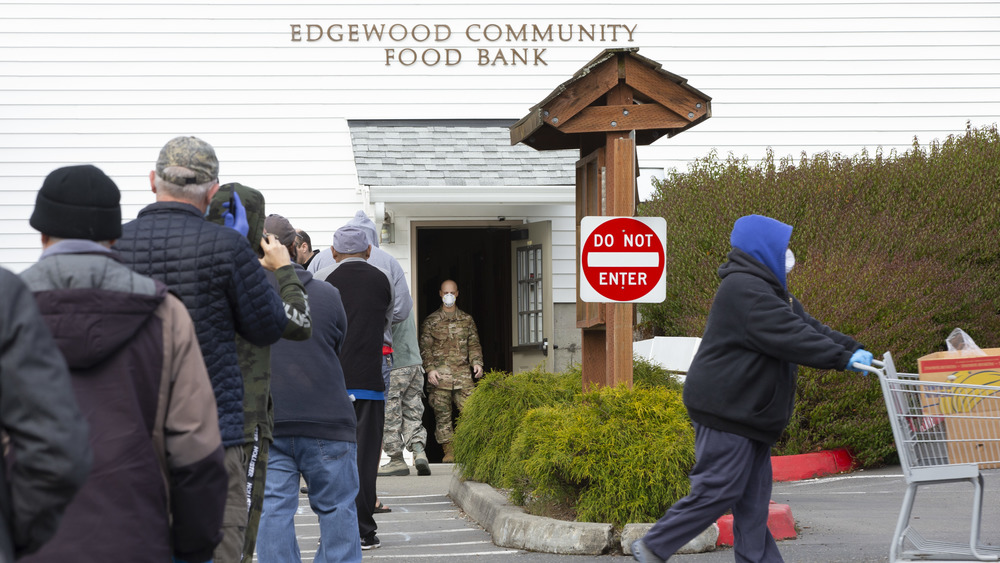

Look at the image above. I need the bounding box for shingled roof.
[349,119,577,187]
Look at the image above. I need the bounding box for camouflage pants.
[428,385,474,445]
[382,365,427,457]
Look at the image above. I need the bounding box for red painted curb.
[771,448,855,482]
[716,502,797,547]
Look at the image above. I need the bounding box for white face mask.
[785,248,796,274]
[442,293,457,307]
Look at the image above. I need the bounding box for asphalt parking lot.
[273,464,1000,562]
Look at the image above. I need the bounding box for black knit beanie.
[30,164,122,240]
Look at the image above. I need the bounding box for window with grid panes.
[516,244,543,346]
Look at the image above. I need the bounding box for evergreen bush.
[639,123,1000,464]
[454,359,693,524]
[506,384,694,526]
[453,367,580,485]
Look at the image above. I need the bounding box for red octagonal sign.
[580,216,666,303]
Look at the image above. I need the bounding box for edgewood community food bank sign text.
[289,22,639,67]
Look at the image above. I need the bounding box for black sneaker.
[631,539,665,563]
[300,486,308,495]
[361,532,381,550]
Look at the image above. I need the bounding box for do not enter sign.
[580,216,666,303]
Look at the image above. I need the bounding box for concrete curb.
[622,523,719,555]
[450,449,850,555]
[772,448,855,482]
[448,474,614,555]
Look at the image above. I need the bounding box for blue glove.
[221,191,249,237]
[845,349,874,374]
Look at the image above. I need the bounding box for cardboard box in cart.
[918,349,1000,469]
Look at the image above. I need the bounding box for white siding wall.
[2,0,999,282]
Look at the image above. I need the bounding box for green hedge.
[639,123,1000,464]
[453,367,580,485]
[507,384,694,526]
[454,358,694,525]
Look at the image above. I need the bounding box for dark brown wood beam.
[559,104,690,133]
[541,57,620,129]
[624,56,708,122]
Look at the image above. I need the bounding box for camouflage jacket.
[419,307,483,390]
[208,183,312,444]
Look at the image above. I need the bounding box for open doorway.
[414,226,512,461]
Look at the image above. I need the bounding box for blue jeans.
[257,436,361,563]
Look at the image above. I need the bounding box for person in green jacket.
[207,184,312,563]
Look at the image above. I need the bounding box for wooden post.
[605,131,636,387]
[581,328,607,389]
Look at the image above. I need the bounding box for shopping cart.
[859,352,1000,562]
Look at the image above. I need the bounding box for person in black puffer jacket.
[632,214,874,563]
[115,136,296,563]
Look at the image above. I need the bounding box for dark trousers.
[642,423,783,563]
[241,427,269,563]
[354,398,385,539]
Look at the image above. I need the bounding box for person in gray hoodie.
[309,210,412,381]
[309,211,417,480]
[378,307,431,477]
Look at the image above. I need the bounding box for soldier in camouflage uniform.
[379,307,430,476]
[419,280,483,462]
[207,186,312,563]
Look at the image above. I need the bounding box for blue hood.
[729,214,793,288]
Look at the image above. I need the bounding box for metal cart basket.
[862,352,1000,562]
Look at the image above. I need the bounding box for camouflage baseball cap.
[155,136,219,185]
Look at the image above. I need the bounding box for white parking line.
[375,517,462,524]
[378,494,448,499]
[379,528,480,537]
[364,551,522,558]
[781,473,903,487]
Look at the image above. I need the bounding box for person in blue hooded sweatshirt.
[632,214,873,563]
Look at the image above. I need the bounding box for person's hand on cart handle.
[846,349,874,374]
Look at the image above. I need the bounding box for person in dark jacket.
[0,268,90,562]
[206,188,313,563]
[114,136,298,563]
[323,225,394,551]
[20,164,227,563]
[256,214,361,563]
[633,214,874,563]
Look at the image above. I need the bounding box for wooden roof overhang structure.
[510,48,712,388]
[510,48,712,151]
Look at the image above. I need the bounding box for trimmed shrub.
[453,367,580,485]
[506,384,694,526]
[639,123,1000,465]
[454,359,693,525]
